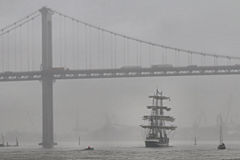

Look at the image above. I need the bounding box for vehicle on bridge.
[51,67,65,72]
[49,67,70,72]
[151,64,173,69]
[120,65,142,70]
[3,71,13,75]
[186,65,198,69]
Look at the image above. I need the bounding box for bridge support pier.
[39,7,54,148]
[42,76,54,148]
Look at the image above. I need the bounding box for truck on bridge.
[151,64,173,68]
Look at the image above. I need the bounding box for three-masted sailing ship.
[141,89,177,147]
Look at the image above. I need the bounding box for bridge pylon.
[39,7,54,148]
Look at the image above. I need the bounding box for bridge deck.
[0,65,240,82]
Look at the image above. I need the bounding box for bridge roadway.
[0,65,240,82]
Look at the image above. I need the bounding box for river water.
[0,141,240,160]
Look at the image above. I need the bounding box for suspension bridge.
[1,7,240,148]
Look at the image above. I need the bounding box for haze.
[0,0,240,142]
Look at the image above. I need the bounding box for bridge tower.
[39,7,54,148]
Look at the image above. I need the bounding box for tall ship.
[140,89,177,147]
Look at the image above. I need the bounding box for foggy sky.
[0,0,240,138]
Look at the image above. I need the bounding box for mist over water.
[1,141,240,160]
[1,0,240,137]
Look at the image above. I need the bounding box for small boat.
[0,135,19,147]
[6,137,19,147]
[83,146,94,150]
[217,114,226,150]
[0,134,5,147]
[218,143,226,150]
[16,137,19,147]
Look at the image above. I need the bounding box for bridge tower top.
[39,6,53,71]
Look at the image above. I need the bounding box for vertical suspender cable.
[0,35,2,71]
[148,45,151,66]
[7,32,10,71]
[1,36,4,71]
[72,20,75,69]
[61,15,64,67]
[123,37,126,66]
[165,48,168,64]
[162,48,164,65]
[27,22,30,71]
[59,15,62,67]
[137,41,140,66]
[6,33,8,71]
[19,26,22,71]
[28,21,30,70]
[75,21,78,69]
[139,42,142,66]
[76,21,79,69]
[114,34,117,68]
[110,33,113,68]
[201,54,206,66]
[29,21,32,70]
[3,34,5,71]
[188,53,192,65]
[88,26,91,69]
[127,39,129,65]
[214,56,218,66]
[227,58,231,66]
[174,49,178,66]
[14,28,17,71]
[152,45,155,65]
[9,32,11,71]
[63,16,66,68]
[84,24,88,69]
[102,30,105,69]
[97,29,100,68]
[32,17,35,70]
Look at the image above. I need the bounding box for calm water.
[0,141,240,160]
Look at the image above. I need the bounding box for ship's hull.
[145,140,169,148]
[217,143,226,150]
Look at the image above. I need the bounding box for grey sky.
[0,0,240,138]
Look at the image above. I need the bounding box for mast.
[194,136,197,145]
[219,115,223,144]
[217,114,226,149]
[16,137,19,146]
[1,134,4,145]
[141,89,176,139]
